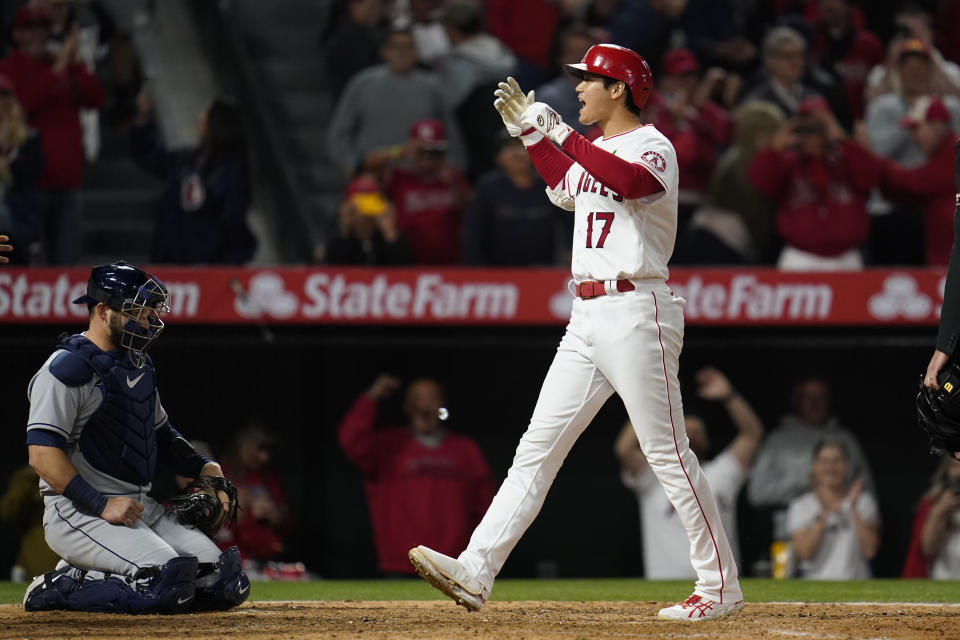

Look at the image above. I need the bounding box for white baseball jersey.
[559,125,679,282]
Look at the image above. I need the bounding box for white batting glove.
[494,77,537,138]
[520,102,574,146]
[545,183,575,211]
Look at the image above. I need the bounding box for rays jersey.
[26,336,168,498]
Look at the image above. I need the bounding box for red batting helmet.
[565,44,653,109]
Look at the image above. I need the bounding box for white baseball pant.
[458,281,742,603]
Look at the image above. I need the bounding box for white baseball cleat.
[657,594,744,621]
[408,545,487,612]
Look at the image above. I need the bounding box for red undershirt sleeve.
[560,130,664,199]
[523,131,575,188]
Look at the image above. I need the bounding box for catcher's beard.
[105,310,125,350]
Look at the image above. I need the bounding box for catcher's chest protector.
[57,335,158,485]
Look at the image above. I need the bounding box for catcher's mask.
[917,360,960,457]
[73,261,170,368]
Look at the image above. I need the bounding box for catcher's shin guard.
[25,558,198,615]
[25,564,137,614]
[194,546,250,610]
[23,565,80,612]
[127,556,198,614]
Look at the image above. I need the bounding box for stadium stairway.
[79,122,163,267]
[229,0,344,254]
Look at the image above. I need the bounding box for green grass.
[4,578,959,605]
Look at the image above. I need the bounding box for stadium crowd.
[321,0,960,270]
[0,0,958,269]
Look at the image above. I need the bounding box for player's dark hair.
[602,76,642,117]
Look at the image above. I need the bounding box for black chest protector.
[58,335,158,486]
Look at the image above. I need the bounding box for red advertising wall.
[0,267,947,326]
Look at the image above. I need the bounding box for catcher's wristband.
[519,127,544,147]
[63,474,109,516]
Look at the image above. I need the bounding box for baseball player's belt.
[576,279,636,299]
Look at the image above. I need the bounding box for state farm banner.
[0,266,948,326]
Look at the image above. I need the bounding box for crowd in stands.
[1,0,958,268]
[0,0,258,266]
[321,0,960,269]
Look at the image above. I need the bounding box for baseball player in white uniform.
[409,44,744,621]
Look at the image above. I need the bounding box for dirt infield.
[4,600,959,639]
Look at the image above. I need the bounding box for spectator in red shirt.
[748,96,880,269]
[338,374,495,576]
[0,5,103,264]
[878,96,960,265]
[218,425,292,566]
[383,119,470,264]
[809,0,884,120]
[646,48,732,215]
[903,455,960,578]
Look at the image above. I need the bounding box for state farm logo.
[671,274,832,320]
[868,274,932,320]
[300,273,517,319]
[0,273,200,318]
[230,271,520,321]
[641,150,666,173]
[233,272,299,319]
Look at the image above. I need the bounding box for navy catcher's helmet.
[73,261,170,367]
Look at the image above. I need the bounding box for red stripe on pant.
[651,289,725,601]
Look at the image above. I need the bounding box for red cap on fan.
[408,118,447,150]
[661,49,700,75]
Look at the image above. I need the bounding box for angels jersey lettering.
[560,125,678,282]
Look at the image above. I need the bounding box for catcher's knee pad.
[127,555,198,614]
[194,546,250,611]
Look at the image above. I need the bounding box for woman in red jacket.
[0,5,103,264]
[903,455,960,578]
[748,96,880,270]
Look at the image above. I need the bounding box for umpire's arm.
[926,141,960,389]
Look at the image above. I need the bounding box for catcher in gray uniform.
[22,261,250,614]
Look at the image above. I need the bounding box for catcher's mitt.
[917,360,960,457]
[166,476,240,538]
